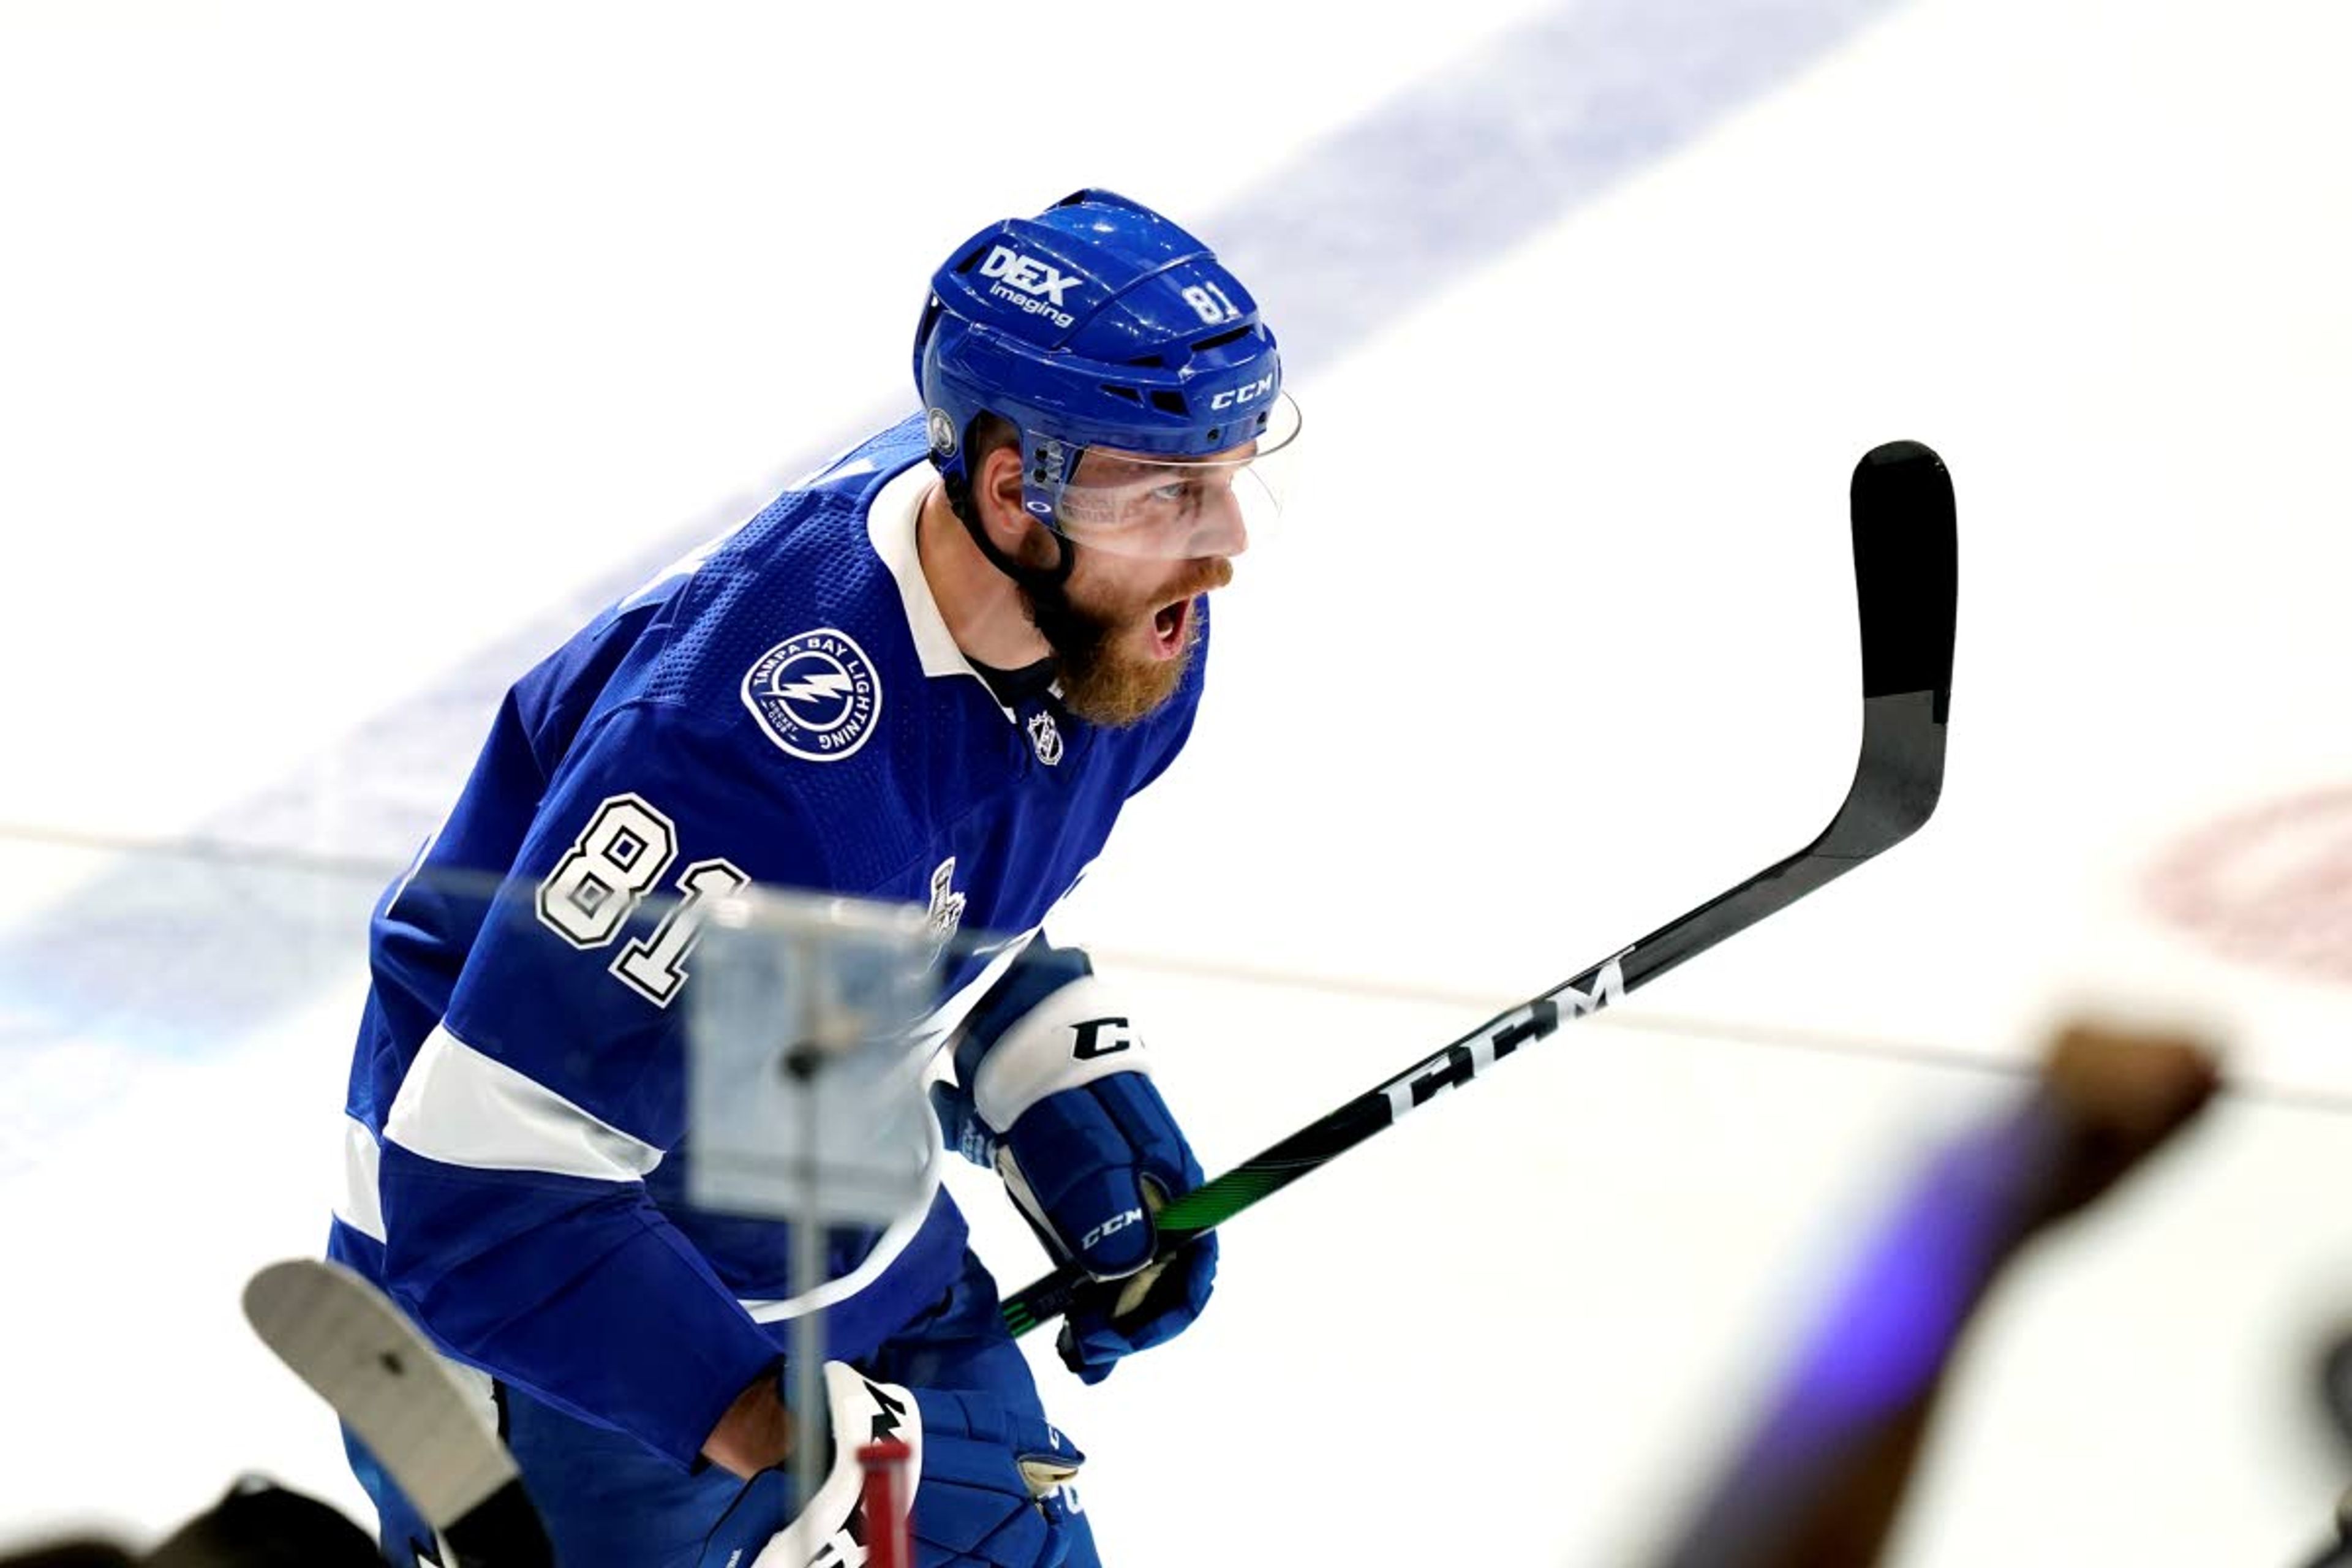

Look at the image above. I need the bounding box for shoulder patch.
[741,627,883,763]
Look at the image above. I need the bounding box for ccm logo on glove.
[1069,1017,1137,1060]
[936,949,1219,1385]
[1080,1207,1145,1252]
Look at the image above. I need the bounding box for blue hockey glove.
[698,1362,1082,1568]
[932,945,1217,1384]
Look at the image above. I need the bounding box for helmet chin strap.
[945,469,1078,594]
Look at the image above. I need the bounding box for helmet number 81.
[1181,282,1241,326]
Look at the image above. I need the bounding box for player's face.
[1047,443,1258,564]
[1024,442,1251,728]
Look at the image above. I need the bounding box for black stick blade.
[1853,440,1958,711]
[1817,440,1958,859]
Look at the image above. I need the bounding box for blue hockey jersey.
[329,415,1206,1468]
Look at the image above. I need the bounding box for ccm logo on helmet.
[982,245,1081,328]
[1208,373,1275,412]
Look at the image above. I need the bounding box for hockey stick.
[1001,439,1958,1338]
[244,1258,556,1568]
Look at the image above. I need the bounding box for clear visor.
[1040,391,1303,560]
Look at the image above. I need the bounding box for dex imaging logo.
[981,244,1080,329]
[742,627,881,763]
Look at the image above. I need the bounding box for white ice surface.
[3,0,2350,1562]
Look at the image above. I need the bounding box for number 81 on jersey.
[533,793,750,1007]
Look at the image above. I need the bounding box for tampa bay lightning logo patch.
[742,628,881,763]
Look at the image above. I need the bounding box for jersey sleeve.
[371,698,860,1469]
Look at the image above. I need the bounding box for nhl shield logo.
[742,628,882,763]
[1026,710,1063,767]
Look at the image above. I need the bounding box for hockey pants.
[345,1248,1101,1568]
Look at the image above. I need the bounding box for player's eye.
[1148,479,1213,518]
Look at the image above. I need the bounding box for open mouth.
[1149,595,1191,660]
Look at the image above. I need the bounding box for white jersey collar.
[865,459,1024,722]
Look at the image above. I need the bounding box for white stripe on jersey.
[384,1025,666,1184]
[335,1114,389,1242]
[735,1137,946,1325]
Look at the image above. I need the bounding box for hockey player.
[326,190,1300,1567]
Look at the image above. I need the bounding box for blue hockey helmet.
[913,189,1299,562]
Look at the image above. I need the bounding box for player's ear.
[973,442,1055,569]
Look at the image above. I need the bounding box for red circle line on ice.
[2144,783,2352,987]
